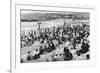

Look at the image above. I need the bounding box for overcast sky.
[21,10,74,14]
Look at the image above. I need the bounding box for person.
[64,47,73,61]
[27,51,32,61]
[76,42,89,55]
[39,46,44,55]
[50,41,56,51]
[86,54,90,60]
[33,54,40,60]
[21,59,24,63]
[27,55,31,61]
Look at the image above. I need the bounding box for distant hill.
[21,12,89,22]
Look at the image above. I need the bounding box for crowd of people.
[21,21,90,63]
